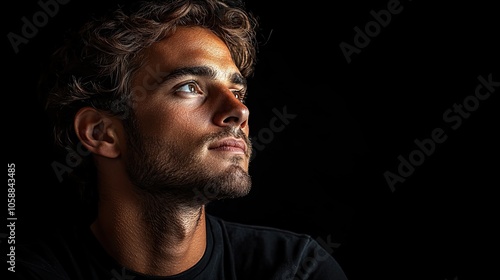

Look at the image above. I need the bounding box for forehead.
[141,26,236,73]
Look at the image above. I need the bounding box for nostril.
[223,116,239,124]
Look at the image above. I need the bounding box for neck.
[91,183,207,276]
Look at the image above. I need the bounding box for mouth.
[208,137,247,155]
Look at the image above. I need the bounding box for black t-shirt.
[7,214,348,279]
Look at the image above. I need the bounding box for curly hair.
[41,0,258,153]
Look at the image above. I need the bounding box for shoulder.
[210,214,330,258]
[208,214,327,255]
[207,214,349,280]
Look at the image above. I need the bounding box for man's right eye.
[177,83,196,92]
[176,82,201,96]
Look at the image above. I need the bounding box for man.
[11,0,348,279]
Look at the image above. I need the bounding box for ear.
[74,107,122,158]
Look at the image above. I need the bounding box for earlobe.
[74,107,121,158]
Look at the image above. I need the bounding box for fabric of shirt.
[7,214,348,280]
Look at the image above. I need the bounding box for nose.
[212,88,249,130]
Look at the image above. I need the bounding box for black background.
[3,0,499,279]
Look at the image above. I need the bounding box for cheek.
[135,105,178,137]
[138,105,210,139]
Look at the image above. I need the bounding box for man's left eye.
[233,90,246,102]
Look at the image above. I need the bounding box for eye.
[232,89,247,103]
[175,81,201,96]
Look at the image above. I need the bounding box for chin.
[214,154,249,170]
[204,164,252,201]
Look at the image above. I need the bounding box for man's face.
[123,26,252,203]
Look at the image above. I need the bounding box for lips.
[208,138,247,154]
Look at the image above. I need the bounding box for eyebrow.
[160,66,247,87]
